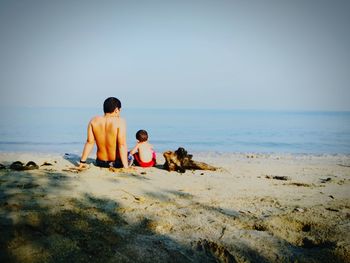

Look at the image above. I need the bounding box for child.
[129,130,156,167]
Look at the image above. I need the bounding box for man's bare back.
[90,115,125,161]
[79,97,128,169]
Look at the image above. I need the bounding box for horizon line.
[0,105,350,113]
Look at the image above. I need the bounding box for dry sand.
[0,152,349,262]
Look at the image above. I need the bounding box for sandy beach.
[0,152,349,262]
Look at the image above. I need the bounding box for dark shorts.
[95,158,123,168]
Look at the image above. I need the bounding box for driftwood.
[163,147,217,173]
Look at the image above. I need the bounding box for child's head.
[136,130,148,142]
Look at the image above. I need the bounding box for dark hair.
[136,130,148,142]
[103,97,121,113]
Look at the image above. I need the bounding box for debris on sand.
[265,175,290,181]
[163,147,217,173]
[9,161,39,171]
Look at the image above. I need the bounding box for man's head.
[103,97,121,113]
[136,130,148,142]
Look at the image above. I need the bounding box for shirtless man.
[78,97,128,169]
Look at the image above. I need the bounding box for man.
[78,97,128,169]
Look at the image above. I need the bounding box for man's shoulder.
[89,115,126,126]
[118,117,126,124]
[90,115,103,123]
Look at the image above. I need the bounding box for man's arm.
[117,118,128,168]
[78,121,95,168]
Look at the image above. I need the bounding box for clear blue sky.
[0,0,349,110]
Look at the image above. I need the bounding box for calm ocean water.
[0,107,349,154]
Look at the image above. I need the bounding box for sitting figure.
[129,130,156,167]
[163,147,217,173]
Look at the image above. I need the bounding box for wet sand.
[0,152,349,262]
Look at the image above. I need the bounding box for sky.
[0,0,349,111]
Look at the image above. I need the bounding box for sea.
[0,107,349,155]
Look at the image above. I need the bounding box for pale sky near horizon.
[0,0,349,111]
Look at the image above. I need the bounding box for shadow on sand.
[0,166,347,263]
[0,168,231,263]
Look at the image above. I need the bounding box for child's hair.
[136,130,148,142]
